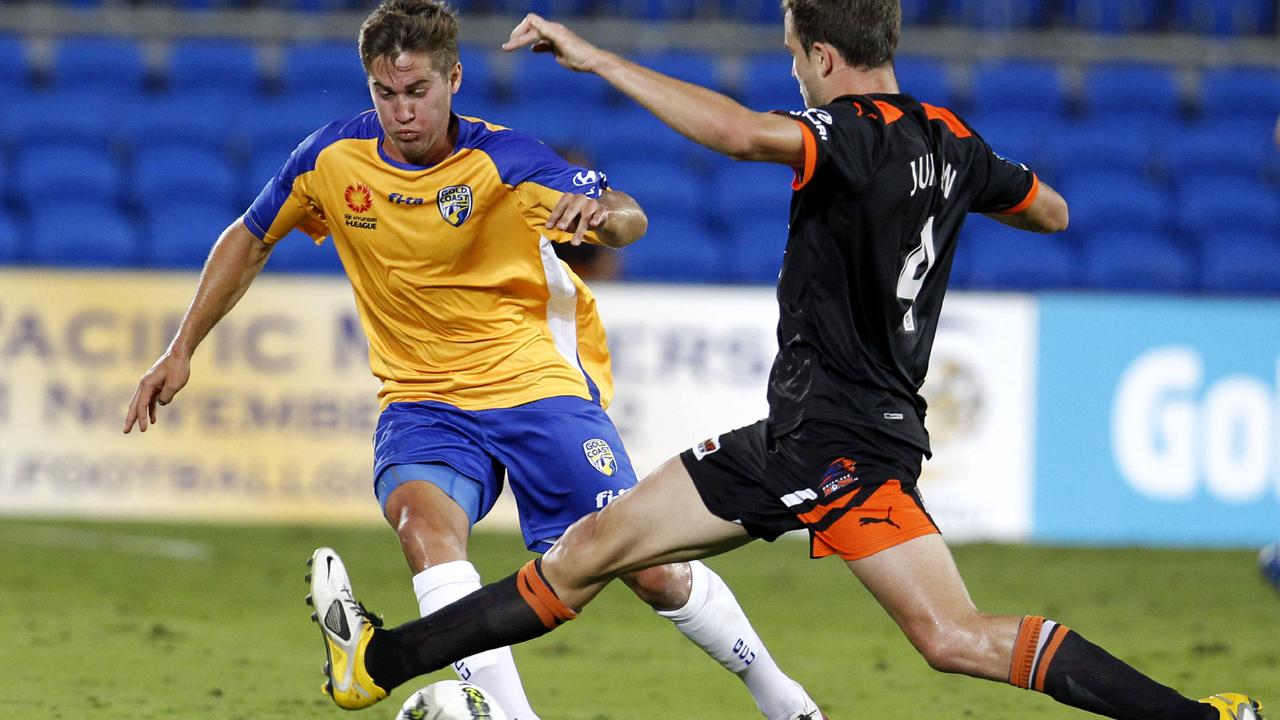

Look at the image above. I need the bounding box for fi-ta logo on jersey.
[437,185,473,227]
[583,438,616,476]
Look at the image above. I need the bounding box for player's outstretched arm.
[503,14,805,168]
[123,219,273,433]
[985,180,1069,234]
[547,188,648,248]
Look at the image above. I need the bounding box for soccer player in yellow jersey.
[123,1,823,718]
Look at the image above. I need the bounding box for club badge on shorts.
[583,439,616,476]
[437,185,473,227]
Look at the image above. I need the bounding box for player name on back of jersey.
[909,153,957,199]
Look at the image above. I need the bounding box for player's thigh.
[485,396,645,551]
[545,456,754,585]
[845,533,980,639]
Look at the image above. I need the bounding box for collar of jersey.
[375,113,475,172]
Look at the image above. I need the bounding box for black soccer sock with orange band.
[1009,616,1215,720]
[366,559,576,691]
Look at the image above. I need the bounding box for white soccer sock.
[656,561,816,720]
[413,561,540,720]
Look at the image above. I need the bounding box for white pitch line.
[0,525,213,561]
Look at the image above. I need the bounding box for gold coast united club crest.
[438,185,473,227]
[583,439,616,476]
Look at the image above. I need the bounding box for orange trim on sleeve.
[1009,615,1045,689]
[873,100,904,125]
[791,119,818,190]
[922,104,973,138]
[1033,624,1070,693]
[999,174,1041,215]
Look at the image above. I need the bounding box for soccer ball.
[1260,542,1280,591]
[395,681,507,720]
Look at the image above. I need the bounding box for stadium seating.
[1060,171,1174,236]
[725,215,787,284]
[166,39,262,94]
[1080,231,1196,292]
[1065,0,1164,32]
[1081,63,1181,118]
[1173,0,1277,35]
[1177,176,1280,238]
[51,37,148,91]
[30,201,140,267]
[1199,66,1280,121]
[739,53,802,112]
[458,44,498,100]
[1048,118,1160,178]
[17,142,123,207]
[263,230,344,273]
[483,99,586,153]
[133,145,240,210]
[143,201,236,269]
[946,0,1053,29]
[511,51,611,105]
[620,213,727,282]
[1162,119,1276,182]
[969,61,1068,116]
[280,41,369,107]
[709,162,793,225]
[584,107,695,166]
[963,110,1062,170]
[961,219,1079,290]
[0,34,31,93]
[896,56,953,107]
[0,212,19,264]
[119,90,239,156]
[605,159,704,216]
[1199,232,1280,294]
[3,89,120,151]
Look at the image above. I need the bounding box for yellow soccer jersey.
[244,111,615,411]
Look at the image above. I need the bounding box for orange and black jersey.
[770,94,1038,456]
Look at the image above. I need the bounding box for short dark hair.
[781,0,900,70]
[359,0,460,78]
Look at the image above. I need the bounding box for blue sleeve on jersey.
[474,124,609,198]
[244,112,380,239]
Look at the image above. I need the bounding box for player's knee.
[546,511,623,584]
[619,563,690,612]
[388,503,469,569]
[909,619,981,675]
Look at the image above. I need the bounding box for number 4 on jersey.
[896,216,936,333]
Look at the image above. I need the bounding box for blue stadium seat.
[1199,67,1280,121]
[740,53,803,111]
[51,37,148,91]
[1082,63,1181,117]
[1178,176,1280,237]
[264,231,344,274]
[946,0,1052,29]
[710,162,793,225]
[620,214,727,283]
[134,146,239,210]
[896,56,952,107]
[166,39,261,94]
[961,218,1078,290]
[1061,172,1174,236]
[30,201,139,268]
[458,44,498,101]
[725,214,788,284]
[488,0,592,16]
[0,35,32,94]
[17,142,123,207]
[599,0,700,20]
[234,94,363,158]
[144,201,237,269]
[605,159,704,216]
[280,41,369,106]
[1080,231,1196,292]
[901,0,940,25]
[1163,119,1276,181]
[2,89,120,150]
[631,51,724,92]
[1047,118,1159,178]
[0,211,19,264]
[244,150,291,208]
[963,111,1062,171]
[584,107,693,166]
[510,52,610,105]
[483,99,586,154]
[1065,0,1163,32]
[720,0,784,23]
[1199,233,1280,294]
[969,61,1068,116]
[119,90,238,155]
[1174,0,1276,35]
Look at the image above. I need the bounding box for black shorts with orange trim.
[680,419,940,561]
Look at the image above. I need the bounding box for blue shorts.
[372,396,638,552]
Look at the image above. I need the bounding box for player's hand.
[123,352,192,434]
[501,13,602,74]
[547,193,608,246]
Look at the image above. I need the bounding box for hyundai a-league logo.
[437,185,473,227]
[344,183,373,213]
[583,439,616,476]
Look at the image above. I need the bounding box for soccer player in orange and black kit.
[309,3,1265,719]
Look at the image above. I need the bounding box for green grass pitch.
[2,519,1277,720]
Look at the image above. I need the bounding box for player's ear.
[449,61,462,94]
[812,42,838,78]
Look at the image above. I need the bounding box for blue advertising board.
[1035,294,1280,546]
